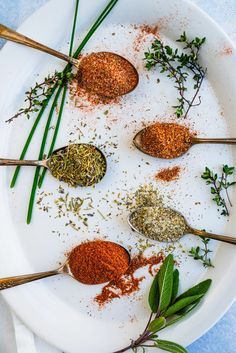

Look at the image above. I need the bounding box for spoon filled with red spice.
[0,240,131,290]
[133,122,236,159]
[0,24,139,98]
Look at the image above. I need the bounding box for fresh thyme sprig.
[201,165,236,216]
[145,32,206,118]
[6,71,73,123]
[189,237,214,268]
[114,255,212,353]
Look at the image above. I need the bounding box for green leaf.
[176,279,212,301]
[155,339,188,353]
[164,295,203,317]
[149,273,159,313]
[165,298,201,328]
[148,317,166,333]
[158,254,174,312]
[171,269,179,303]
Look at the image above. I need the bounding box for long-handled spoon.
[0,143,107,187]
[0,242,131,290]
[134,127,236,159]
[128,206,236,245]
[0,24,139,98]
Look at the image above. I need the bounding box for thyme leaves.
[145,32,206,118]
[189,237,214,268]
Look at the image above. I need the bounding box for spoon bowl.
[0,143,107,187]
[0,24,139,98]
[128,206,236,245]
[0,241,131,290]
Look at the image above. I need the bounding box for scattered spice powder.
[155,166,181,182]
[138,122,193,158]
[95,252,164,306]
[77,52,138,98]
[68,240,130,285]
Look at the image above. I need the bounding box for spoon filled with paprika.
[133,122,236,159]
[128,206,236,245]
[0,240,131,290]
[0,143,107,187]
[0,24,139,98]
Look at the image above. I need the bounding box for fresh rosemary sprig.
[114,255,212,353]
[189,237,214,268]
[201,165,236,216]
[145,32,206,118]
[6,71,72,123]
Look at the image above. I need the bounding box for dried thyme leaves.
[48,144,106,187]
[130,206,188,242]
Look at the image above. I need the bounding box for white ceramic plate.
[0,0,236,352]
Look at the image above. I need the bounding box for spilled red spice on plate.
[155,166,181,182]
[94,252,164,307]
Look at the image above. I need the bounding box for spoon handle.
[191,228,236,245]
[193,137,236,145]
[0,24,79,67]
[0,270,59,290]
[0,158,45,167]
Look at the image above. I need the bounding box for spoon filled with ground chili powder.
[0,25,139,98]
[0,240,131,290]
[134,122,236,159]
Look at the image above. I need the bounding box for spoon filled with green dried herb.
[128,206,236,245]
[0,143,107,187]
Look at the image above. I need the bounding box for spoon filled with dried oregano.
[128,206,236,245]
[0,143,107,187]
[0,24,139,98]
[133,122,236,159]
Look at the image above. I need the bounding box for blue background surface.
[0,1,236,352]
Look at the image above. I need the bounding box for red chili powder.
[155,166,181,182]
[94,252,164,306]
[68,240,130,285]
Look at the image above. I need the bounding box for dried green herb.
[114,255,212,353]
[130,206,188,242]
[145,32,206,118]
[48,144,106,187]
[189,237,214,268]
[201,165,236,216]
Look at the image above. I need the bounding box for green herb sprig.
[189,237,214,268]
[201,165,236,216]
[145,32,206,118]
[114,255,212,353]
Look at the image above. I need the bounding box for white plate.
[0,0,236,352]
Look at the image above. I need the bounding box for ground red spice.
[77,52,138,98]
[68,240,130,285]
[220,47,233,56]
[155,166,181,182]
[139,122,193,159]
[94,252,164,307]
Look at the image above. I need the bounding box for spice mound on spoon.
[0,143,107,187]
[0,25,139,98]
[134,122,236,159]
[77,52,139,98]
[128,206,236,245]
[0,240,131,290]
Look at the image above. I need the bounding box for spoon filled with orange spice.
[0,240,131,290]
[0,24,139,98]
[134,122,236,159]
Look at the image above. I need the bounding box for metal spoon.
[133,127,236,159]
[128,206,236,245]
[0,243,131,290]
[0,143,107,187]
[0,24,139,98]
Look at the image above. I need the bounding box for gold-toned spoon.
[134,127,236,159]
[0,143,107,187]
[0,241,131,290]
[0,24,139,98]
[128,206,236,245]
